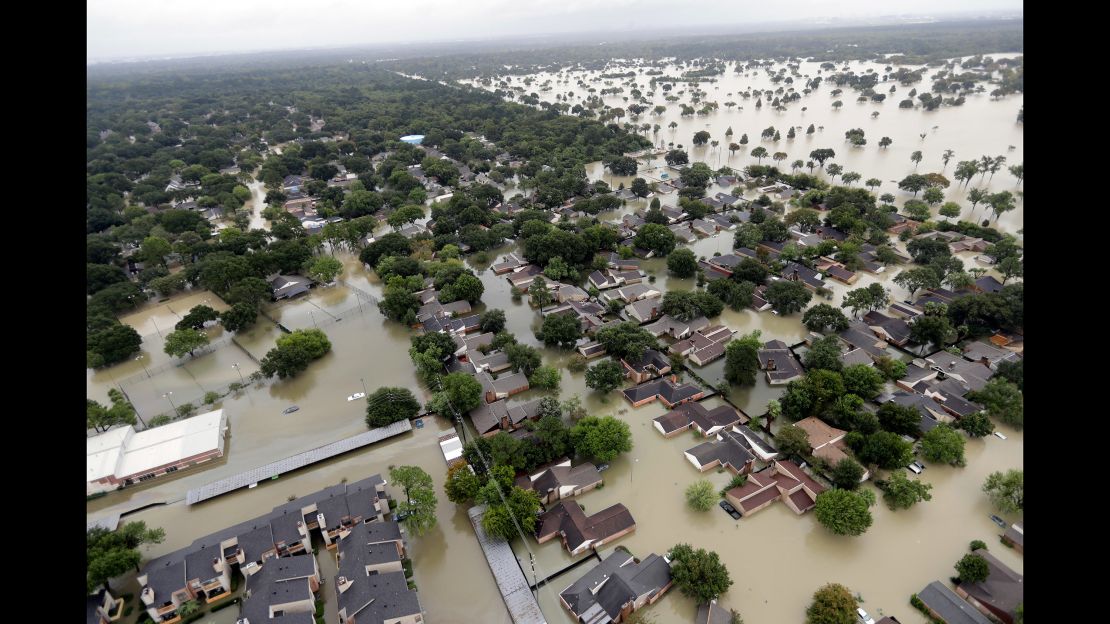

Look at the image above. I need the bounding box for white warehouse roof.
[87,409,228,483]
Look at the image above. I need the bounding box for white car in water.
[347,392,366,402]
[856,607,876,624]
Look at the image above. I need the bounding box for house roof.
[696,601,735,624]
[622,377,704,405]
[654,402,745,434]
[957,551,1024,618]
[686,429,755,471]
[519,462,601,496]
[793,417,846,450]
[917,581,994,624]
[337,570,420,623]
[240,555,317,624]
[623,349,671,374]
[537,501,636,552]
[560,551,671,622]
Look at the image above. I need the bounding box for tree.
[878,136,893,149]
[87,389,137,433]
[668,543,733,604]
[809,148,836,167]
[814,489,873,536]
[876,402,921,436]
[630,177,651,198]
[444,462,483,504]
[175,305,219,331]
[260,328,332,379]
[571,415,633,462]
[873,355,907,381]
[903,199,931,222]
[750,146,769,163]
[306,255,343,283]
[955,553,989,584]
[878,471,933,510]
[141,235,172,266]
[803,304,849,333]
[606,156,638,176]
[220,302,258,332]
[825,164,843,183]
[390,465,438,536]
[538,312,582,349]
[894,266,941,296]
[692,130,711,145]
[87,323,142,368]
[530,365,561,391]
[667,248,698,278]
[841,364,884,400]
[840,171,861,187]
[803,335,843,372]
[528,277,553,308]
[163,328,209,358]
[665,149,689,166]
[986,191,1016,223]
[865,178,882,191]
[585,360,625,394]
[685,479,716,511]
[841,283,889,317]
[939,201,962,220]
[228,277,272,307]
[366,387,419,428]
[634,223,677,256]
[724,331,762,386]
[982,469,1023,513]
[178,600,200,618]
[1008,163,1023,186]
[806,583,858,624]
[479,309,507,334]
[854,431,914,468]
[387,205,425,229]
[953,412,993,438]
[920,423,966,466]
[775,425,811,460]
[596,322,660,360]
[829,457,864,490]
[910,150,923,169]
[439,371,484,413]
[764,280,812,314]
[86,521,166,592]
[897,174,929,197]
[661,290,724,321]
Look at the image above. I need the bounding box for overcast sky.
[87,0,1022,62]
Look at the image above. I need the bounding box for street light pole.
[232,363,245,383]
[152,317,163,339]
[360,377,368,396]
[163,391,177,416]
[136,354,151,378]
[310,310,318,329]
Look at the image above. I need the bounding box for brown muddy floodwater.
[465,53,1024,238]
[89,54,1022,624]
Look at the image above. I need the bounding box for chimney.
[767,358,776,371]
[337,576,352,594]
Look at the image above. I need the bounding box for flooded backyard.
[89,53,1021,624]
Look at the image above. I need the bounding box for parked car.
[856,607,876,624]
[347,392,366,402]
[990,514,1007,528]
[596,463,610,472]
[907,461,925,474]
[282,405,300,414]
[719,500,741,520]
[414,418,424,429]
[993,431,1007,440]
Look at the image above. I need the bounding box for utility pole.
[163,391,178,416]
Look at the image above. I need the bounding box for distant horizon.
[87,5,1021,65]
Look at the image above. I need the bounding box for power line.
[426,373,562,609]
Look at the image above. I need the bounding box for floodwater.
[89,54,1022,624]
[464,53,1024,238]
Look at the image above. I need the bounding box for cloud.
[86,0,1022,61]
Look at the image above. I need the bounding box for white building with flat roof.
[87,409,228,494]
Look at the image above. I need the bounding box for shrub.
[203,391,221,405]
